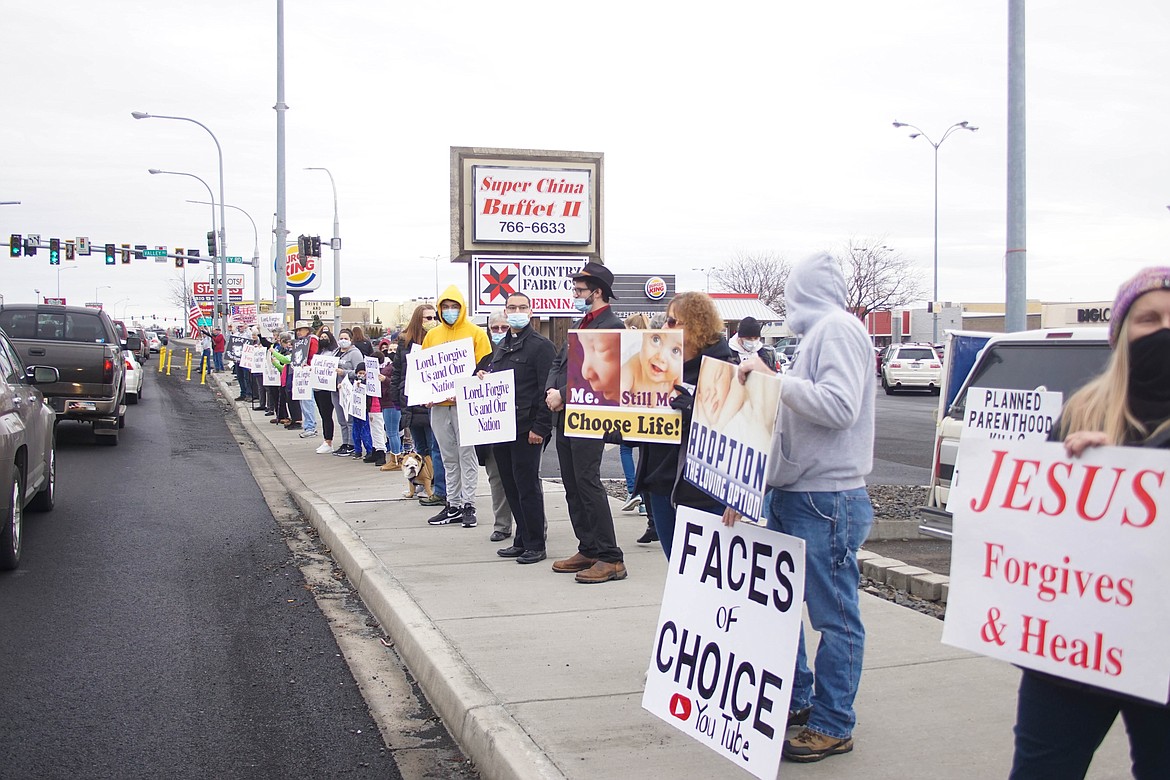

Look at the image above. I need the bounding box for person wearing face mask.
[390,305,447,504]
[545,262,628,584]
[729,316,777,371]
[421,286,494,529]
[313,329,339,453]
[1008,267,1170,780]
[329,328,365,456]
[478,311,516,542]
[486,293,556,564]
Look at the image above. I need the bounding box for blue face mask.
[441,309,459,325]
[572,297,588,313]
[490,331,505,344]
[506,313,530,329]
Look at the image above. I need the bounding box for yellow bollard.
[165,348,173,376]
[158,345,166,372]
[186,353,193,382]
[200,359,208,385]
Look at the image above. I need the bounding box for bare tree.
[835,238,924,319]
[166,274,189,311]
[711,252,791,316]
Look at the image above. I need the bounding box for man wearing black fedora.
[545,261,628,583]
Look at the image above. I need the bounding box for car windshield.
[0,311,109,343]
[895,348,935,360]
[949,342,1112,419]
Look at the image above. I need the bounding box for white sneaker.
[621,495,642,512]
[315,442,332,454]
[298,430,317,438]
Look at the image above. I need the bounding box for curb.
[857,549,950,603]
[214,372,564,780]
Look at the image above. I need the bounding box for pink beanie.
[1110,266,1170,346]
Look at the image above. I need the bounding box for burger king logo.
[279,244,320,291]
[644,276,667,301]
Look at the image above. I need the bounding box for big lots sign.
[192,281,244,302]
[943,438,1170,703]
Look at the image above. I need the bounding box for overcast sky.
[2,1,1168,323]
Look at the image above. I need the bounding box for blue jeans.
[647,491,677,559]
[619,444,637,495]
[767,488,872,740]
[1010,671,1170,779]
[382,408,402,455]
[300,397,317,433]
[351,418,372,456]
[409,422,445,497]
[213,351,224,371]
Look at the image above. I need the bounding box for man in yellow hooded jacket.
[422,285,494,528]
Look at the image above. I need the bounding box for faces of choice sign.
[942,438,1170,703]
[564,329,684,444]
[643,507,805,780]
[472,166,592,245]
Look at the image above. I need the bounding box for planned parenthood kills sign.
[471,166,592,244]
[643,508,805,779]
[943,438,1170,703]
[963,387,1062,441]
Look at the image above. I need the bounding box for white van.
[918,327,1112,539]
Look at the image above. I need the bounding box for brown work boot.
[551,552,598,573]
[782,728,853,763]
[380,453,402,471]
[575,561,628,584]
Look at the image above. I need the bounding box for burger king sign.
[273,243,321,292]
[644,276,667,301]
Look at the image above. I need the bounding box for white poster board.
[310,355,339,392]
[942,438,1170,703]
[259,312,283,334]
[455,370,516,446]
[348,378,367,421]
[643,507,806,780]
[364,357,381,396]
[962,387,1063,441]
[292,365,313,400]
[405,338,475,405]
[338,377,354,421]
[262,351,282,386]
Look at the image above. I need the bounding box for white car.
[880,343,942,394]
[146,332,162,353]
[124,351,144,404]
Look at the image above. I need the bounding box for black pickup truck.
[0,304,128,445]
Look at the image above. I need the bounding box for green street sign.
[144,249,167,257]
[224,256,244,264]
[197,317,213,326]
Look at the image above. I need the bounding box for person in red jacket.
[211,327,226,372]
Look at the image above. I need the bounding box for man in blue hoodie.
[733,251,875,763]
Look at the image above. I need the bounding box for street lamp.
[55,265,77,297]
[893,119,978,344]
[133,111,229,335]
[304,167,341,333]
[95,284,111,304]
[421,255,441,301]
[187,200,261,316]
[691,267,712,293]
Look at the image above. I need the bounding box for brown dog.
[400,452,435,499]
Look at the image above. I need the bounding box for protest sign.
[962,386,1062,441]
[226,334,247,362]
[292,365,313,401]
[405,338,475,405]
[348,377,367,421]
[291,336,312,367]
[942,438,1170,703]
[236,304,257,325]
[643,507,805,780]
[564,329,683,444]
[456,370,516,446]
[262,350,282,386]
[364,357,381,396]
[683,357,782,522]
[310,355,339,391]
[338,377,355,420]
[259,313,283,334]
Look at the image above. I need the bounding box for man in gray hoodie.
[734,251,875,763]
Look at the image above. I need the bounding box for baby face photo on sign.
[567,329,684,409]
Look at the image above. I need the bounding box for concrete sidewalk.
[218,376,1131,779]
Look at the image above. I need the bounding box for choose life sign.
[643,508,805,779]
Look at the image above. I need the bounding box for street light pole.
[187,200,261,316]
[132,111,229,336]
[691,267,711,293]
[892,119,978,343]
[305,167,340,333]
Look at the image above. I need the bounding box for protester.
[423,286,493,529]
[232,323,253,402]
[275,332,302,430]
[1009,267,1170,780]
[729,251,875,763]
[488,294,556,564]
[632,292,736,558]
[330,328,364,456]
[376,338,404,470]
[348,363,379,461]
[197,329,212,374]
[545,261,627,583]
[482,311,516,542]
[211,326,226,372]
[620,313,653,540]
[351,325,375,357]
[292,321,319,439]
[390,304,447,504]
[729,316,776,370]
[313,329,339,454]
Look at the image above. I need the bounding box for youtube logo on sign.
[668,693,692,721]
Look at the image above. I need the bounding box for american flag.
[186,296,202,338]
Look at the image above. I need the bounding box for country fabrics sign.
[471,256,587,316]
[472,165,592,244]
[643,507,805,780]
[942,438,1170,703]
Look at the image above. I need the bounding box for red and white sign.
[943,438,1170,703]
[192,281,244,303]
[472,255,587,316]
[43,297,66,306]
[472,165,592,244]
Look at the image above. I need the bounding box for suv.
[918,327,1111,539]
[880,343,942,394]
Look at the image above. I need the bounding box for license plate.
[910,362,922,369]
[66,401,97,412]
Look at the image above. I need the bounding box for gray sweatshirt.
[768,252,874,492]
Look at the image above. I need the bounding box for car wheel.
[97,431,119,446]
[28,438,56,513]
[127,392,139,405]
[1,464,23,570]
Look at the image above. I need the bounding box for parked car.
[124,350,144,404]
[133,327,151,364]
[0,325,59,570]
[880,343,942,394]
[875,344,895,377]
[918,327,1112,539]
[146,332,162,352]
[0,304,127,446]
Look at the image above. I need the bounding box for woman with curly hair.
[632,291,736,558]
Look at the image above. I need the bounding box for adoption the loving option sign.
[643,507,805,780]
[405,338,475,406]
[455,369,516,446]
[943,438,1170,703]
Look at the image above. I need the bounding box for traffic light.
[105,243,116,265]
[310,235,322,257]
[9,234,20,258]
[175,248,185,268]
[49,238,60,265]
[120,243,131,264]
[134,244,146,260]
[24,238,36,257]
[297,234,308,257]
[188,248,200,265]
[207,230,217,258]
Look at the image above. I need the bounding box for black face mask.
[1128,327,1170,425]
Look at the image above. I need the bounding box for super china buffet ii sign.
[472,166,592,244]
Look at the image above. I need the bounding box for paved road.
[0,367,466,779]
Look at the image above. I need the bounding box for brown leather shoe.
[380,453,402,471]
[575,561,627,584]
[551,552,598,573]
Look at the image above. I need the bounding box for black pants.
[494,438,546,552]
[555,425,622,563]
[313,389,334,440]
